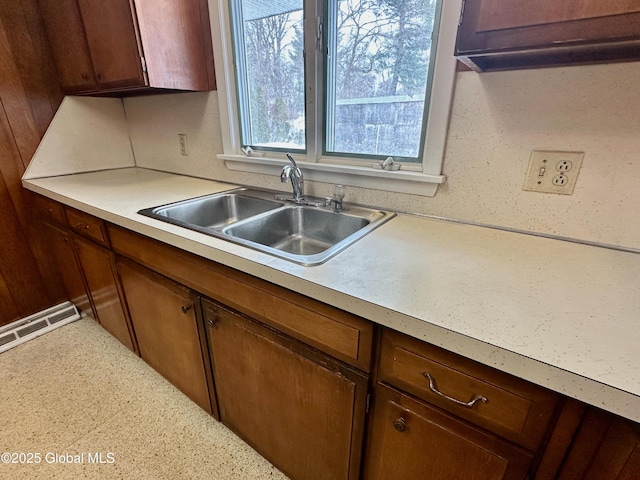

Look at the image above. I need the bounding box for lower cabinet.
[35,196,135,352]
[558,407,640,479]
[365,328,563,480]
[116,259,215,415]
[365,384,532,480]
[74,235,134,351]
[203,299,368,480]
[44,221,93,317]
[34,200,640,480]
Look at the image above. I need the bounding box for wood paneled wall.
[0,0,66,326]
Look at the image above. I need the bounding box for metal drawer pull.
[181,305,192,314]
[423,372,488,409]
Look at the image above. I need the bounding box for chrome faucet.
[281,153,304,203]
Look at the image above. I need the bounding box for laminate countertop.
[23,167,640,422]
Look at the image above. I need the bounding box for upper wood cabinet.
[38,0,216,94]
[455,0,640,71]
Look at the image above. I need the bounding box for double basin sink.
[138,187,396,266]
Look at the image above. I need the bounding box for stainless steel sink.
[138,188,283,230]
[138,187,395,266]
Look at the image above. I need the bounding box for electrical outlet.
[523,150,584,195]
[178,133,188,156]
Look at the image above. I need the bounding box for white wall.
[25,96,135,179]
[124,61,640,251]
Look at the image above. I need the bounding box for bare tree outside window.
[239,4,305,149]
[328,0,437,158]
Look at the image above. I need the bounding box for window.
[232,0,306,151]
[325,0,439,161]
[213,0,460,195]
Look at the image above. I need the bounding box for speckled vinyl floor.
[0,317,289,479]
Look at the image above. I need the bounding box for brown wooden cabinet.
[43,220,93,317]
[74,236,135,351]
[37,0,97,93]
[377,329,559,452]
[33,195,135,352]
[455,0,640,71]
[557,407,640,479]
[107,224,374,372]
[117,259,215,415]
[30,198,640,480]
[366,328,562,479]
[38,0,215,94]
[365,384,533,480]
[204,298,368,480]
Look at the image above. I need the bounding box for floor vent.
[0,302,81,354]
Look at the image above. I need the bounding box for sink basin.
[138,187,395,266]
[138,188,283,230]
[225,207,370,257]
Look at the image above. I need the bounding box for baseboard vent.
[0,302,80,354]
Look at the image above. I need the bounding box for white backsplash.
[124,62,640,250]
[25,96,135,179]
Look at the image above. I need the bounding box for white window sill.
[219,154,446,197]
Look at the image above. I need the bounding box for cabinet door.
[558,408,640,479]
[74,235,135,352]
[38,0,97,93]
[43,222,93,317]
[365,385,533,480]
[117,260,213,414]
[77,0,145,90]
[583,417,640,480]
[132,0,211,90]
[456,0,640,71]
[205,299,367,480]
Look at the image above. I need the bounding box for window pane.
[326,0,438,160]
[234,0,305,150]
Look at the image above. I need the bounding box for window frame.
[210,0,462,197]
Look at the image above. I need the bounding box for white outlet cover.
[523,150,584,195]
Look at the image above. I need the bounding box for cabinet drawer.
[366,384,533,480]
[32,194,67,225]
[379,329,559,451]
[66,208,109,246]
[108,225,374,372]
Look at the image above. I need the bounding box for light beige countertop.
[24,167,640,422]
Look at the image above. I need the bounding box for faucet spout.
[281,153,304,203]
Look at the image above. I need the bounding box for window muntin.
[229,0,442,164]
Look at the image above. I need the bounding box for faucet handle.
[286,153,299,169]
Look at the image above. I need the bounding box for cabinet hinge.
[140,56,147,73]
[366,393,372,414]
